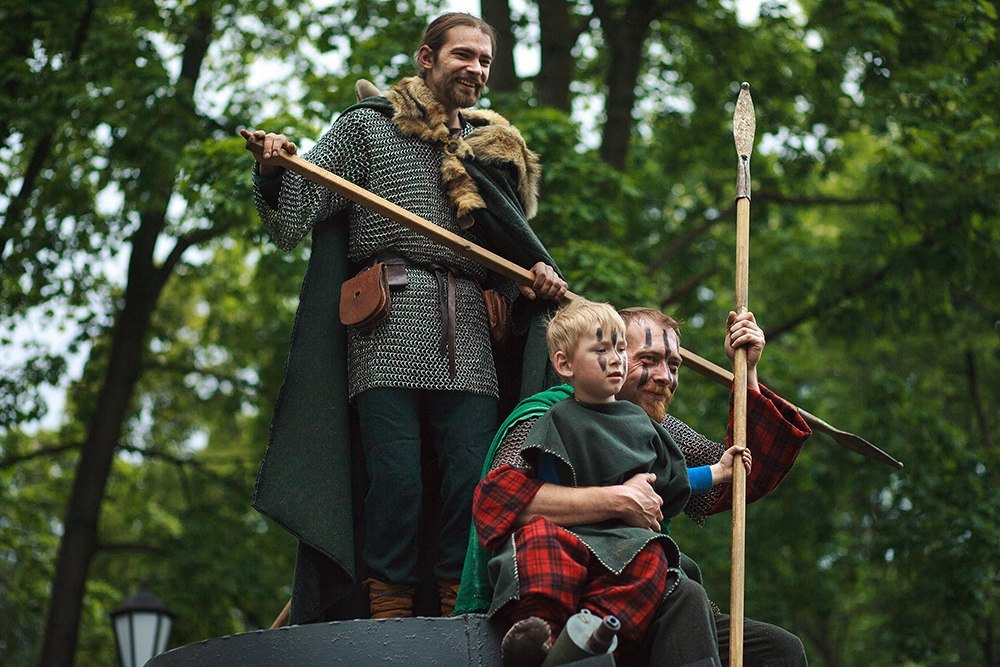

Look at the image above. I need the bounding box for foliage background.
[1,0,997,665]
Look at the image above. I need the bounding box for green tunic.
[486,398,691,616]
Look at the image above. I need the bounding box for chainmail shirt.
[489,412,726,525]
[253,107,507,399]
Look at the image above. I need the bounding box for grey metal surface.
[147,615,504,666]
[147,614,619,666]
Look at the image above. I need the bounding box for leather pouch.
[340,263,391,331]
[482,288,509,345]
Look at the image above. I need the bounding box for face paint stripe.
[638,367,649,388]
[596,327,603,341]
[644,328,652,349]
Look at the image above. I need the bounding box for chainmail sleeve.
[251,111,372,250]
[663,414,727,526]
[489,419,536,471]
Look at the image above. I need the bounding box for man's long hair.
[416,13,498,77]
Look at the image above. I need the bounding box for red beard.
[637,385,673,423]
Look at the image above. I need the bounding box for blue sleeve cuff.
[688,465,713,494]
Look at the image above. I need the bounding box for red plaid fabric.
[497,516,670,643]
[708,384,811,515]
[473,465,544,551]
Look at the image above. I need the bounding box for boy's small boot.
[437,579,461,617]
[501,616,553,667]
[364,578,415,619]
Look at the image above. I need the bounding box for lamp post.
[109,586,174,667]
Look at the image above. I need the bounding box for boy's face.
[555,325,628,404]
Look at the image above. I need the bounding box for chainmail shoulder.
[490,419,536,471]
[662,414,726,526]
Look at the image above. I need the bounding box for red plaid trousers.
[495,516,671,643]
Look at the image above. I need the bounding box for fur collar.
[385,76,541,224]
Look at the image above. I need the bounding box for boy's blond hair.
[546,298,627,362]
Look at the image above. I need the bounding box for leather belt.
[372,252,470,379]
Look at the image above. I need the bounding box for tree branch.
[648,194,883,276]
[964,348,995,457]
[0,0,96,261]
[660,266,719,308]
[647,205,732,275]
[153,221,236,295]
[0,442,80,470]
[768,216,959,341]
[117,445,250,497]
[96,542,173,556]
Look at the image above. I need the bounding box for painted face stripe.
[644,327,652,349]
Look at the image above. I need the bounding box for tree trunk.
[593,0,660,170]
[39,3,215,663]
[536,0,581,111]
[40,231,164,665]
[481,0,517,95]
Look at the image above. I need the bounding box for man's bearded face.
[617,319,682,422]
[423,26,492,110]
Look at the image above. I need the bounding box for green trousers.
[355,387,497,585]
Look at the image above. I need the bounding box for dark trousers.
[682,553,808,666]
[618,568,721,667]
[355,387,497,584]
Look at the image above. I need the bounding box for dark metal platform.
[148,614,500,666]
[147,614,616,666]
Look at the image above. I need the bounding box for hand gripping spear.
[729,81,755,667]
[241,134,904,470]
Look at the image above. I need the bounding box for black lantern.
[109,586,174,667]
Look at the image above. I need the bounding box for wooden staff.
[729,82,756,666]
[242,134,903,470]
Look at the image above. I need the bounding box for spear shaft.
[729,82,756,667]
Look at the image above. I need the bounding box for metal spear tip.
[733,82,756,158]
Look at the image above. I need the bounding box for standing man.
[243,13,566,623]
[459,308,811,665]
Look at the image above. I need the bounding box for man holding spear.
[458,305,811,666]
[242,13,566,624]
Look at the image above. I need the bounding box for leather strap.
[371,251,466,379]
[430,265,457,379]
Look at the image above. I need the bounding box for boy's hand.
[710,445,752,484]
